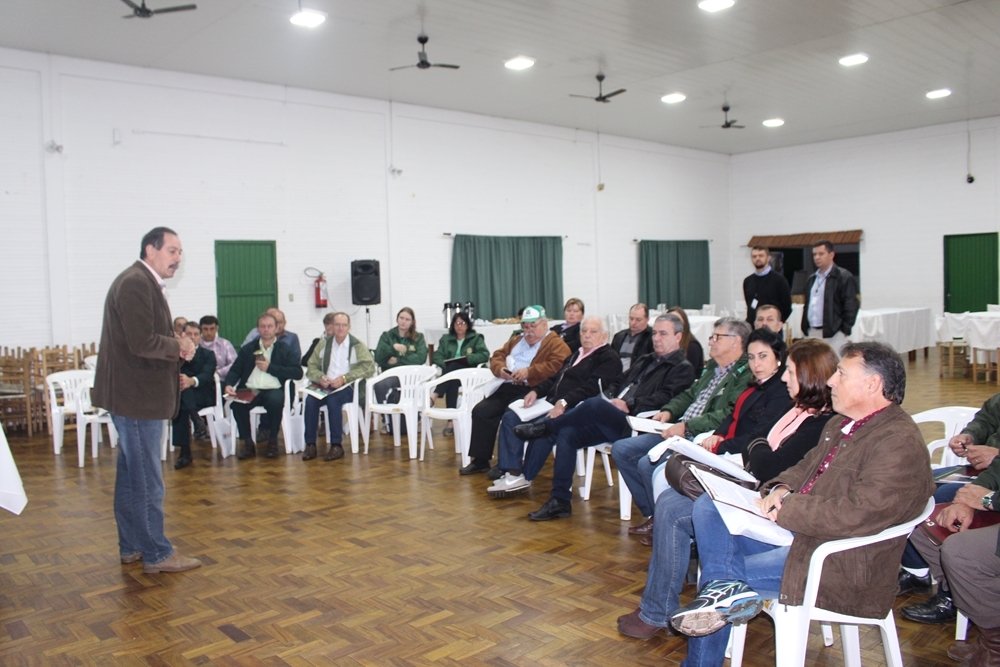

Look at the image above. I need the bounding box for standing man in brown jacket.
[668,341,934,667]
[92,227,202,574]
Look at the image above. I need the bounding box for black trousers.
[231,389,284,445]
[171,407,198,457]
[468,383,530,461]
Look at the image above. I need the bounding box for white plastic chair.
[45,370,117,466]
[420,368,495,465]
[82,354,98,371]
[728,497,936,667]
[281,378,307,455]
[198,373,224,451]
[364,366,438,459]
[911,406,978,466]
[320,378,364,454]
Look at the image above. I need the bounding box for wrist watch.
[983,491,996,511]
[557,399,568,408]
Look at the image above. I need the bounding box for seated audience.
[199,315,237,380]
[487,317,621,496]
[372,307,428,434]
[301,312,375,462]
[668,342,933,667]
[906,456,999,664]
[611,303,653,372]
[460,305,570,475]
[607,318,753,524]
[225,312,304,460]
[172,322,216,470]
[242,307,301,361]
[173,316,187,337]
[431,312,490,435]
[617,338,837,638]
[753,304,785,334]
[668,306,704,377]
[510,313,696,519]
[551,298,585,354]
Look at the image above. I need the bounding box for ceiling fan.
[120,0,196,18]
[390,35,460,71]
[702,104,745,129]
[570,74,626,103]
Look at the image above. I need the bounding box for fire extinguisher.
[314,273,328,308]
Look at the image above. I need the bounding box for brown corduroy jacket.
[92,261,181,420]
[762,402,935,618]
[488,330,570,388]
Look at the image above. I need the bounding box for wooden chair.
[0,353,34,436]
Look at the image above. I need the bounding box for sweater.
[432,332,490,370]
[743,270,793,323]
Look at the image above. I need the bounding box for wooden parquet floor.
[0,350,995,667]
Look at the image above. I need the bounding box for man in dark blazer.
[611,303,654,372]
[801,240,859,350]
[92,227,202,574]
[224,312,303,460]
[172,321,216,470]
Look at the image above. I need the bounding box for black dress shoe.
[192,430,208,440]
[237,443,256,459]
[173,455,192,470]
[901,592,957,624]
[302,443,317,461]
[897,568,932,596]
[514,422,551,441]
[528,497,572,521]
[459,460,490,475]
[324,443,345,461]
[486,466,504,481]
[265,442,279,458]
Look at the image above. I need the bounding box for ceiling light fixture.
[762,118,784,128]
[505,56,535,71]
[839,53,868,67]
[926,88,952,99]
[290,2,326,28]
[698,0,735,12]
[661,93,686,104]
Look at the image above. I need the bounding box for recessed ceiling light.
[839,53,868,67]
[698,0,735,11]
[661,93,686,104]
[290,8,326,27]
[926,88,952,99]
[505,56,535,71]
[762,118,784,128]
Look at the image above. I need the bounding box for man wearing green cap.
[459,305,571,475]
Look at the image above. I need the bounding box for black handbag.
[662,447,759,501]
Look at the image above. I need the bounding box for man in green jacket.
[225,312,304,460]
[302,312,376,462]
[946,391,1000,471]
[611,317,754,530]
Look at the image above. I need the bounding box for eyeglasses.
[708,333,736,343]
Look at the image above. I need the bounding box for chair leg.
[618,471,632,521]
[773,606,811,667]
[600,449,613,487]
[821,623,834,646]
[581,447,596,499]
[361,408,371,454]
[346,407,359,454]
[840,624,862,667]
[160,420,169,461]
[728,623,747,667]
[90,421,100,459]
[956,610,969,641]
[405,410,418,459]
[53,409,65,454]
[391,414,402,449]
[108,420,118,448]
[576,449,586,477]
[878,614,904,667]
[77,420,86,468]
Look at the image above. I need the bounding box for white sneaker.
[487,473,530,499]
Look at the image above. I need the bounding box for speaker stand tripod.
[365,306,372,349]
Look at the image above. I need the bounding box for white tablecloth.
[948,312,1000,350]
[425,320,565,354]
[0,426,27,515]
[791,304,934,353]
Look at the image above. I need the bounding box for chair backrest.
[45,370,96,416]
[911,406,979,465]
[801,497,936,610]
[425,367,496,409]
[83,355,98,371]
[370,365,437,403]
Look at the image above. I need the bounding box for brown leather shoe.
[618,607,668,638]
[628,517,655,535]
[265,441,279,458]
[120,552,142,564]
[143,552,202,574]
[302,443,317,461]
[947,641,981,663]
[641,534,653,547]
[979,626,1000,667]
[324,443,345,461]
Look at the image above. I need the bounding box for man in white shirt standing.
[301,312,376,462]
[801,240,859,353]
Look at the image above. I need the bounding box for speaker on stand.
[351,260,381,348]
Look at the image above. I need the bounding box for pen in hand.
[767,490,792,514]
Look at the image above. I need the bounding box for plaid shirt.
[680,359,737,422]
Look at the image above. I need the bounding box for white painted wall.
[729,118,1000,315]
[1,47,732,350]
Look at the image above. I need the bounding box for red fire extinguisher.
[314,273,328,308]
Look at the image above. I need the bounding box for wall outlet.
[289,293,294,302]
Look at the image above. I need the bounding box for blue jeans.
[611,432,664,517]
[304,386,354,445]
[639,488,695,626]
[498,410,541,472]
[683,494,789,667]
[111,414,173,564]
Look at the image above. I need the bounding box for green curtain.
[451,235,563,321]
[638,240,710,310]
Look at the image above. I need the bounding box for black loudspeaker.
[351,260,381,305]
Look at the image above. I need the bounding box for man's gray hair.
[655,312,684,335]
[715,317,753,351]
[840,341,907,404]
[582,316,606,332]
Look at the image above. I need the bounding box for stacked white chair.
[363,366,438,459]
[420,368,496,465]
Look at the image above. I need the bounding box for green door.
[944,232,998,312]
[215,241,278,344]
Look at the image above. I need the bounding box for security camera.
[967,174,975,184]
